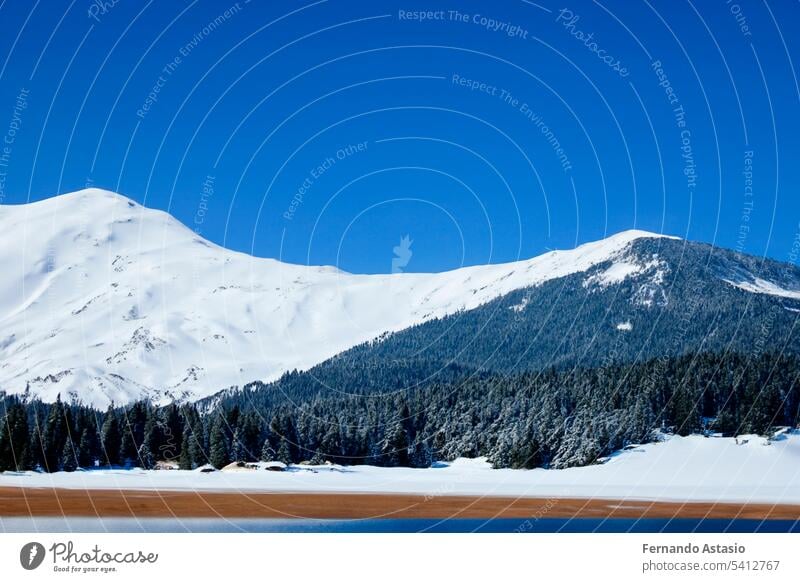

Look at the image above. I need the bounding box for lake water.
[1,517,797,533]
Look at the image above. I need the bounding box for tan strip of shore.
[0,487,798,520]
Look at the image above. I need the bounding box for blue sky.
[0,0,798,273]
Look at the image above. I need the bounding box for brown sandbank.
[0,487,798,521]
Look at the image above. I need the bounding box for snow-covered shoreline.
[2,434,799,504]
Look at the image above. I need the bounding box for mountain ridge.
[0,189,800,407]
[1,188,681,407]
[2,188,681,273]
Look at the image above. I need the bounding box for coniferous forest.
[1,350,798,473]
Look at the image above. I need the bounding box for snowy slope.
[724,277,800,300]
[1,433,798,503]
[0,189,673,407]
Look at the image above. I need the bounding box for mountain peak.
[0,188,141,212]
[63,187,140,207]
[596,228,679,244]
[621,228,675,238]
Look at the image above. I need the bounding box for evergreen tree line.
[239,350,800,470]
[1,351,799,473]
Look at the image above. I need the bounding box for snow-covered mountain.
[0,189,682,407]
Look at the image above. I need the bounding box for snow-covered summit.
[0,189,673,407]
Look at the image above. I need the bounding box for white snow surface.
[724,277,800,301]
[0,189,673,407]
[2,434,799,503]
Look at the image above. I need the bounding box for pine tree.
[489,432,512,469]
[100,407,121,466]
[139,412,159,469]
[29,408,46,471]
[42,395,67,472]
[78,427,97,468]
[711,406,737,436]
[60,439,78,472]
[238,413,262,462]
[319,423,341,462]
[628,395,653,445]
[409,437,433,468]
[119,423,137,467]
[209,415,230,469]
[260,438,276,462]
[276,439,292,465]
[0,409,11,472]
[137,441,155,470]
[0,401,30,472]
[159,404,182,463]
[381,420,409,467]
[230,428,245,462]
[672,382,701,436]
[178,406,203,469]
[178,427,194,470]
